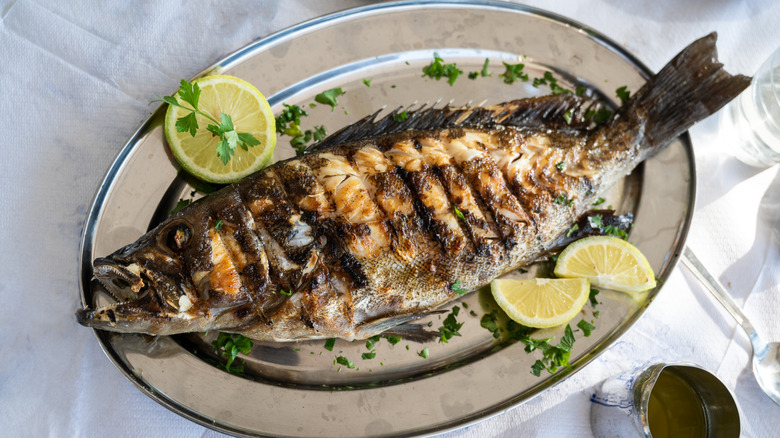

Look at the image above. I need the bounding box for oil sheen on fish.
[76,33,749,342]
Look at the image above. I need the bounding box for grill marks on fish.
[186,123,573,339]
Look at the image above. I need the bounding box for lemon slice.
[554,236,656,293]
[490,278,590,328]
[164,75,276,183]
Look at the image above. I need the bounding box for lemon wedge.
[554,236,656,293]
[164,75,276,184]
[490,277,590,328]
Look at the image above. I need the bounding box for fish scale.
[77,33,751,342]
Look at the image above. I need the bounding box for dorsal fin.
[308,94,603,153]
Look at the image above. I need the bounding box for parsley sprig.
[157,79,260,165]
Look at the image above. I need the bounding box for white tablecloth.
[1,0,779,436]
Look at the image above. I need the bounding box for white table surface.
[1,0,779,436]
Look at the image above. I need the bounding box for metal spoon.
[681,247,780,406]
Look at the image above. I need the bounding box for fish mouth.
[76,257,163,333]
[93,257,149,302]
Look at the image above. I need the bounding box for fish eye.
[163,221,192,252]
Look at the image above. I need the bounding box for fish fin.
[309,96,598,152]
[382,324,441,343]
[623,32,750,151]
[549,210,634,252]
[356,311,445,342]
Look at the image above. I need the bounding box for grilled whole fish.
[77,33,749,342]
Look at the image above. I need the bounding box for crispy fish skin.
[76,33,749,342]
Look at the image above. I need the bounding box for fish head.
[76,212,220,335]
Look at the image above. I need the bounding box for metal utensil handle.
[681,247,766,354]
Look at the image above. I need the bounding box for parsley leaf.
[315,87,346,110]
[393,111,409,122]
[170,199,191,215]
[566,224,579,237]
[577,319,595,337]
[555,161,566,171]
[384,335,402,345]
[450,280,468,294]
[363,78,372,87]
[422,53,464,86]
[589,288,600,307]
[324,338,336,351]
[480,311,500,339]
[362,351,376,360]
[563,108,574,125]
[500,62,529,84]
[214,219,223,231]
[616,86,631,105]
[439,306,464,343]
[335,356,355,369]
[452,205,465,221]
[480,58,491,77]
[418,348,430,359]
[211,332,254,374]
[532,71,572,94]
[593,197,606,206]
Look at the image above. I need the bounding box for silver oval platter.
[79,1,695,437]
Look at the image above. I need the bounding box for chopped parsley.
[363,78,373,87]
[555,161,566,171]
[418,347,430,359]
[362,351,376,360]
[324,338,336,351]
[566,224,579,237]
[450,280,468,294]
[335,356,355,369]
[480,58,491,77]
[524,324,575,376]
[500,62,529,84]
[279,289,292,296]
[422,53,464,86]
[616,86,631,105]
[214,219,223,231]
[170,199,191,215]
[384,335,402,345]
[554,194,573,206]
[211,333,254,374]
[480,311,500,338]
[439,306,464,343]
[452,205,465,221]
[275,104,308,136]
[393,111,409,122]
[365,335,381,350]
[588,215,628,239]
[532,71,572,95]
[469,58,491,79]
[585,107,612,124]
[315,87,345,110]
[563,108,574,124]
[593,197,606,206]
[577,319,595,337]
[589,288,600,307]
[289,125,327,156]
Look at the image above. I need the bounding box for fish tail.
[624,32,750,151]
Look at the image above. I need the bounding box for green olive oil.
[647,369,707,438]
